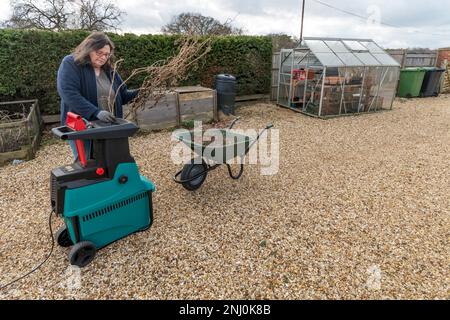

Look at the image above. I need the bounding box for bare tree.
[2,0,124,31]
[268,33,299,52]
[162,13,243,36]
[74,0,124,31]
[2,0,71,31]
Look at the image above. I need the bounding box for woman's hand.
[97,110,116,122]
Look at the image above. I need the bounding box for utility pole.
[300,0,306,44]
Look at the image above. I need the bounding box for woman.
[57,31,139,161]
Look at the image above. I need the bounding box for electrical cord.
[0,210,55,291]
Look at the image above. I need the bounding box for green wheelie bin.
[398,68,427,98]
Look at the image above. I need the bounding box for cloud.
[114,0,450,48]
[0,0,11,21]
[1,0,449,48]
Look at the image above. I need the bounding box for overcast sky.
[1,0,449,49]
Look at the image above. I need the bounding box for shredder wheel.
[69,241,96,268]
[55,226,73,248]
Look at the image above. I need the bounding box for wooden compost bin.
[125,86,218,131]
[0,100,43,166]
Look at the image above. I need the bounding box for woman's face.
[89,45,111,68]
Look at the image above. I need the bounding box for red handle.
[66,112,87,167]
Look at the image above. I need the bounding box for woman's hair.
[72,32,115,69]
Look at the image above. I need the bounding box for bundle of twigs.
[0,108,27,153]
[0,109,26,123]
[108,36,212,121]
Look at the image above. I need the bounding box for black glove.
[97,110,116,122]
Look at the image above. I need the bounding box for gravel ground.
[0,96,449,300]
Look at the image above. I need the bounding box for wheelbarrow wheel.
[69,241,96,268]
[55,226,73,248]
[180,159,208,191]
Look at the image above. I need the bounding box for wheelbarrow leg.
[226,163,244,180]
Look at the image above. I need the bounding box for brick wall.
[437,49,450,68]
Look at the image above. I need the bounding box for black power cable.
[0,210,55,291]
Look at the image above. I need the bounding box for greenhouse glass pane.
[335,52,363,66]
[293,51,310,66]
[314,52,344,66]
[301,53,322,67]
[305,40,333,53]
[343,40,368,51]
[372,53,400,66]
[324,41,350,53]
[359,41,384,53]
[353,52,381,66]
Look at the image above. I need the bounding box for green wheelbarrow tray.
[173,118,274,191]
[176,129,253,162]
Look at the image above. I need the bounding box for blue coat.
[57,54,138,124]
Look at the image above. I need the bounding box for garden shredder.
[50,112,155,267]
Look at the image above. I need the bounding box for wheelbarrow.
[173,118,274,190]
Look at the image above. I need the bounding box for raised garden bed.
[0,100,43,166]
[124,86,218,131]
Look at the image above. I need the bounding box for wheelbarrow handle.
[242,123,275,156]
[228,117,241,129]
[256,123,274,140]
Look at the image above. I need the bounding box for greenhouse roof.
[300,37,401,67]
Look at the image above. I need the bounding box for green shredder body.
[63,163,155,249]
[398,68,426,98]
[50,117,156,267]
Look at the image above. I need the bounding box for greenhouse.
[277,37,401,118]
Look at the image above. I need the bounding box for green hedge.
[0,29,272,114]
